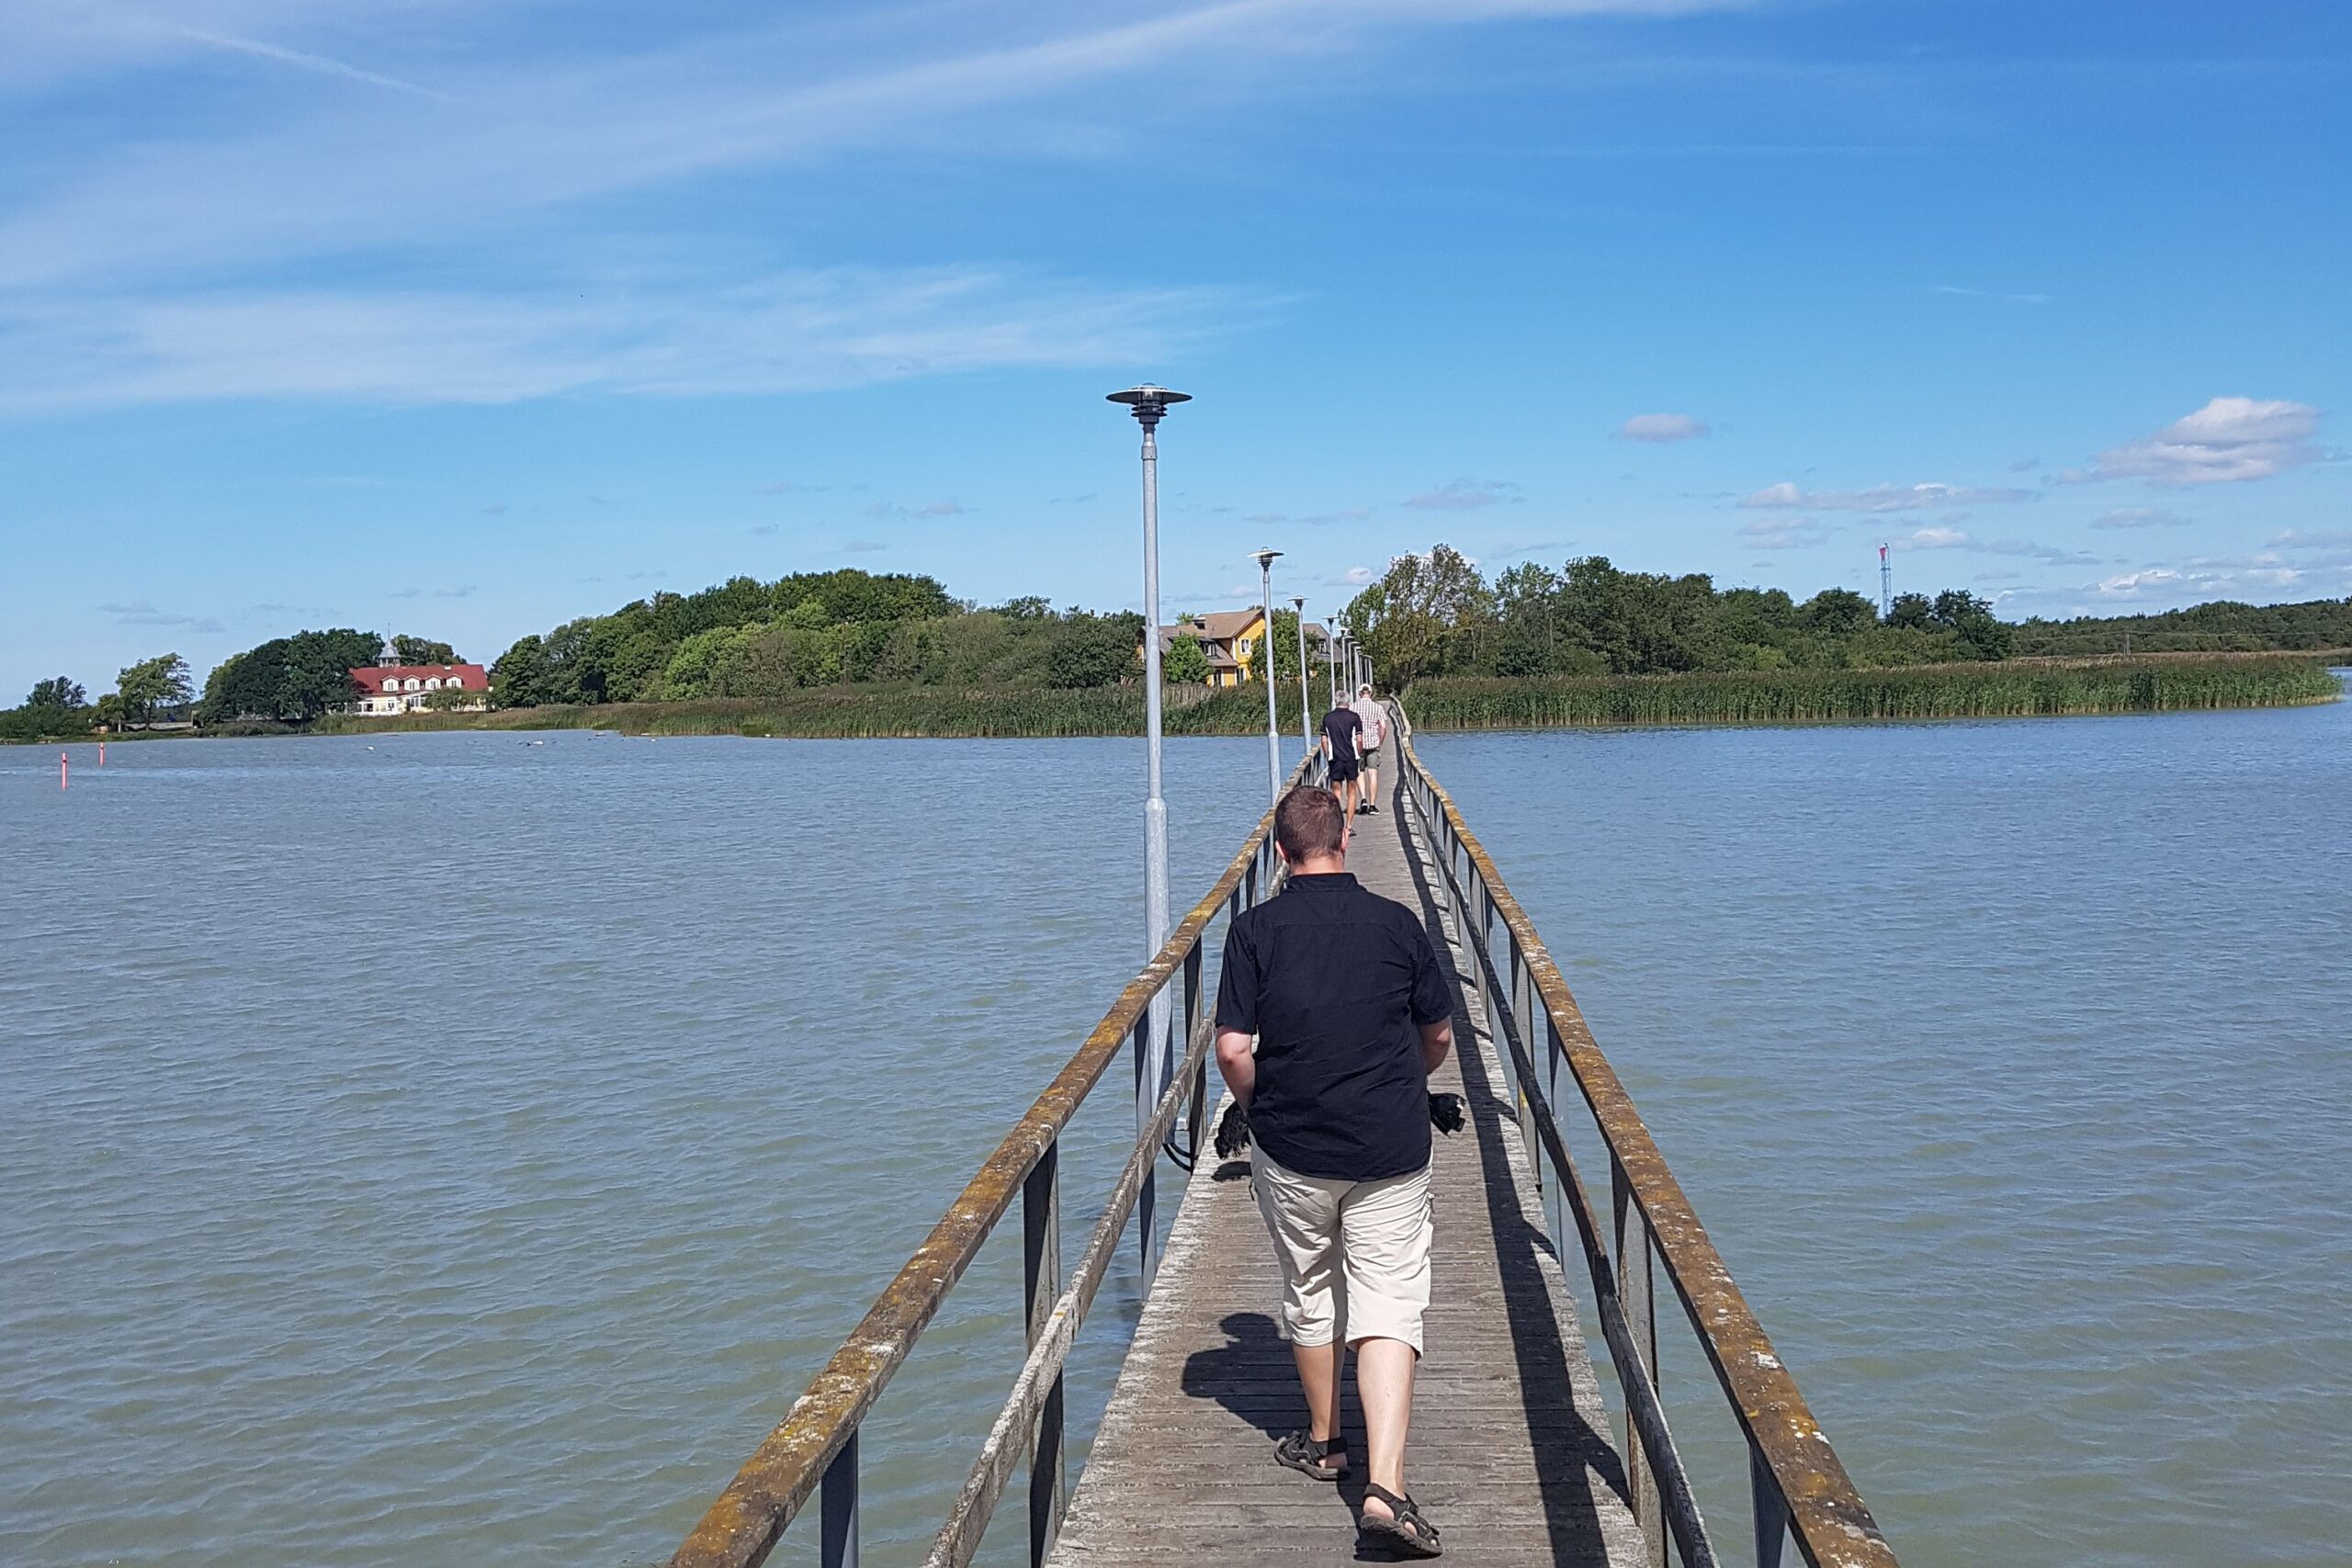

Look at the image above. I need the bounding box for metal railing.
[666,754,1317,1568]
[1391,709,1898,1568]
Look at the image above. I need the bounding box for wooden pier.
[1048,762,1645,1566]
[666,708,1899,1568]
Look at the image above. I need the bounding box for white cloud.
[843,539,888,553]
[2093,559,2324,603]
[2269,528,2352,550]
[2090,506,2191,530]
[1618,412,1709,443]
[1404,479,1520,511]
[1743,481,2036,513]
[1889,525,1971,550]
[1329,565,1375,587]
[1885,527,2098,566]
[1737,516,1827,550]
[2070,397,2323,488]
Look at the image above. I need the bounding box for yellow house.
[1147,609,1270,688]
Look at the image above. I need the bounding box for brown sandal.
[1273,1429,1347,1480]
[1358,1482,1442,1557]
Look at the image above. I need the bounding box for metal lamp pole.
[1324,619,1340,711]
[1252,549,1284,808]
[1107,384,1189,1249]
[1290,595,1311,759]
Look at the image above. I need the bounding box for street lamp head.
[1251,547,1283,570]
[1290,594,1305,610]
[1107,384,1193,427]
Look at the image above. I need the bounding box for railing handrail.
[667,752,1315,1568]
[1391,710,1897,1568]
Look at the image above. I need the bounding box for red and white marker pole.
[61,751,70,790]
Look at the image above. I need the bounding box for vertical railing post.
[1182,941,1208,1162]
[1132,1013,1159,1287]
[1751,1444,1790,1568]
[820,1429,860,1568]
[1613,1160,1666,1568]
[1023,1142,1064,1567]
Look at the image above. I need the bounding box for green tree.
[490,635,552,707]
[390,635,459,665]
[1161,632,1212,685]
[114,653,193,727]
[198,629,378,724]
[1046,611,1144,688]
[28,676,86,711]
[1886,592,1934,630]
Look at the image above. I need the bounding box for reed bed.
[1402,656,2344,730]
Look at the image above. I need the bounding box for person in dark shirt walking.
[1214,785,1455,1557]
[1319,701,1364,824]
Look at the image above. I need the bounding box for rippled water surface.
[1419,695,2351,1568]
[3,731,1272,1568]
[7,705,2346,1567]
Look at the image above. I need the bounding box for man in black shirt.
[1214,785,1454,1556]
[1319,701,1363,822]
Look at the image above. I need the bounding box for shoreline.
[15,655,2339,745]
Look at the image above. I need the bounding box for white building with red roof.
[350,638,490,715]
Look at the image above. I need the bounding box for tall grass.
[1402,656,2344,729]
[317,683,1340,740]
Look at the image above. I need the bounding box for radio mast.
[1879,544,1893,619]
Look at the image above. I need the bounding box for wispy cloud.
[1618,412,1709,443]
[1743,480,2035,513]
[2269,528,2352,550]
[96,599,226,633]
[0,268,1251,412]
[1931,285,2051,305]
[758,480,834,495]
[1738,516,1829,550]
[1885,528,2098,566]
[1327,565,1376,588]
[432,583,477,598]
[169,27,453,101]
[1404,478,1520,511]
[843,539,888,553]
[1244,507,1371,525]
[2064,397,2324,488]
[2090,506,2190,530]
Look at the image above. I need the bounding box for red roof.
[351,664,488,694]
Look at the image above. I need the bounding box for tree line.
[1337,547,2352,683]
[9,556,2344,739]
[485,570,1159,706]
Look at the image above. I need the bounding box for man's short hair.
[1358,684,1374,697]
[1276,786,1348,861]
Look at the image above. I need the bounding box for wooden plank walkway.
[1048,760,1649,1566]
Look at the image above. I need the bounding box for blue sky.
[3,0,2346,696]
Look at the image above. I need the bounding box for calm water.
[2,731,1274,1568]
[1419,694,2351,1568]
[6,704,2346,1566]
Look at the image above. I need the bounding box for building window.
[1237,637,1252,658]
[423,678,441,691]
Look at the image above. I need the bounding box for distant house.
[1147,610,1272,689]
[350,640,490,715]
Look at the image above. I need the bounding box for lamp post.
[1291,594,1311,760]
[1108,383,1188,1250]
[1252,549,1283,809]
[1324,619,1340,712]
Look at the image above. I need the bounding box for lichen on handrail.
[665,756,1313,1568]
[1391,715,1898,1568]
